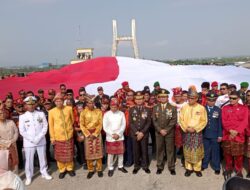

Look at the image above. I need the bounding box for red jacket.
[246,105,250,136]
[222,104,248,143]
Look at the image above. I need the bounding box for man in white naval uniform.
[19,96,52,185]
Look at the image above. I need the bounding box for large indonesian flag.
[0,56,249,99]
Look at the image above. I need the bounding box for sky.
[1,0,250,66]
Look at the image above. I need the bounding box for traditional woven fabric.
[222,141,244,156]
[8,143,19,170]
[0,143,19,171]
[245,137,250,158]
[84,131,103,160]
[106,141,125,155]
[175,124,183,148]
[54,138,74,162]
[183,132,204,164]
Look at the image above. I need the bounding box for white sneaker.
[42,174,53,180]
[25,178,32,186]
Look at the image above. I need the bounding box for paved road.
[21,159,231,190]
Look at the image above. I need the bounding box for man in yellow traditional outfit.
[49,93,75,179]
[179,88,207,177]
[80,97,103,179]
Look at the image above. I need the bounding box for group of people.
[0,80,249,188]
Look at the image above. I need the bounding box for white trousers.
[107,154,124,170]
[24,145,48,179]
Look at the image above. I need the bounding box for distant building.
[70,48,94,64]
[38,62,51,68]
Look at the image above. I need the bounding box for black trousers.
[132,135,149,169]
[124,135,134,166]
[16,139,24,169]
[75,139,86,165]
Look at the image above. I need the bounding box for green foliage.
[0,65,65,78]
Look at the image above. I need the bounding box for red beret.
[211,81,218,87]
[122,81,129,87]
[172,87,182,96]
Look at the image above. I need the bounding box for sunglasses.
[229,97,238,100]
[67,93,73,96]
[220,88,226,90]
[207,99,216,102]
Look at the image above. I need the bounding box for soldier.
[143,88,156,157]
[238,82,249,104]
[114,81,134,105]
[202,91,222,175]
[211,81,220,95]
[153,89,177,175]
[199,82,210,106]
[123,91,135,167]
[151,81,161,96]
[37,89,45,106]
[47,89,56,108]
[15,89,26,106]
[19,96,52,186]
[42,99,55,167]
[94,86,110,109]
[129,91,151,174]
[214,83,245,108]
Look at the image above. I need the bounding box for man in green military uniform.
[152,89,177,175]
[238,82,249,104]
[151,81,162,96]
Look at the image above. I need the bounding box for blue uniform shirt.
[203,105,222,139]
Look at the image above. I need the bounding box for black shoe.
[59,172,67,179]
[133,168,140,174]
[214,170,220,175]
[83,163,88,170]
[68,170,76,177]
[118,167,128,173]
[195,171,202,177]
[236,172,243,178]
[201,167,207,171]
[87,172,95,179]
[143,168,151,174]
[223,170,232,179]
[184,170,192,177]
[156,169,163,175]
[108,170,114,177]
[170,170,176,175]
[97,171,103,177]
[246,172,250,178]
